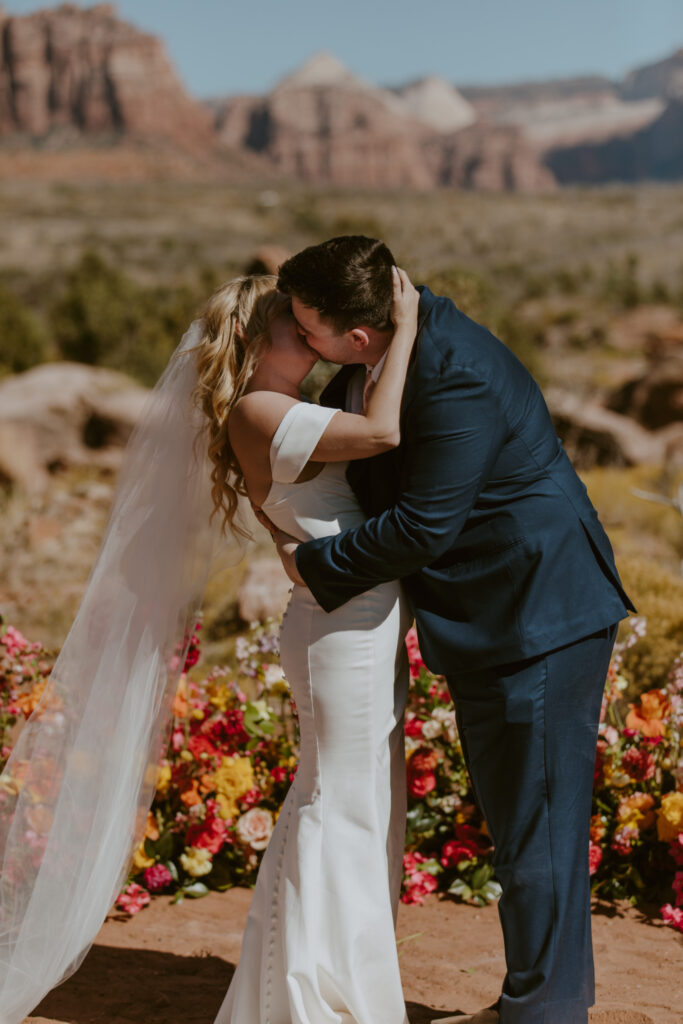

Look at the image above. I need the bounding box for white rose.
[421,719,442,740]
[236,807,274,851]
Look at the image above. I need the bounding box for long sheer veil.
[0,320,246,1023]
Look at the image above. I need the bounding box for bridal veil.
[0,321,245,1023]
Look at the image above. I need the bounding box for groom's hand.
[274,530,305,586]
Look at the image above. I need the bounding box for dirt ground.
[27,889,683,1024]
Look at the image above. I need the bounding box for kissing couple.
[0,235,633,1024]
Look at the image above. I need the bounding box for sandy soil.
[26,889,683,1024]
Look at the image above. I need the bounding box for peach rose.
[236,808,274,850]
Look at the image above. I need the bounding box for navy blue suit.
[296,288,634,1023]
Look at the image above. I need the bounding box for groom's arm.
[294,366,508,612]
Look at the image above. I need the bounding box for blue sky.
[4,0,683,98]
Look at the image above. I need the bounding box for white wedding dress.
[213,402,411,1024]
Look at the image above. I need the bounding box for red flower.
[185,814,228,855]
[405,715,424,738]
[589,841,603,876]
[408,770,437,799]
[187,734,219,761]
[440,839,478,867]
[270,765,288,783]
[240,787,262,809]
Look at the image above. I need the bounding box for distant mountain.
[620,48,683,101]
[546,99,683,184]
[0,6,681,190]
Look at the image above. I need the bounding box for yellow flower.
[214,793,237,820]
[657,791,683,842]
[213,755,254,801]
[180,846,212,877]
[132,840,155,871]
[155,764,172,796]
[207,683,231,713]
[617,793,655,831]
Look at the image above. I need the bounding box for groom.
[274,235,633,1024]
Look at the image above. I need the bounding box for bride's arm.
[308,266,419,461]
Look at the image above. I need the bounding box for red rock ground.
[26,890,683,1024]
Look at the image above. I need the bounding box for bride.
[0,266,419,1024]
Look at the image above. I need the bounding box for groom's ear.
[348,328,371,354]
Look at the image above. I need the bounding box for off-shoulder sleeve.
[270,403,341,483]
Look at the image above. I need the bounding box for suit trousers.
[447,623,618,1024]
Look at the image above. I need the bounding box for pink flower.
[402,851,427,875]
[405,627,426,679]
[143,863,173,892]
[240,787,262,809]
[235,807,274,850]
[669,834,683,867]
[611,825,638,856]
[116,882,150,916]
[673,871,683,908]
[401,871,438,905]
[621,747,656,782]
[589,841,603,876]
[661,903,683,932]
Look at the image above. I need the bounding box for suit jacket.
[296,287,633,673]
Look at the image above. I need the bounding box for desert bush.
[49,252,204,386]
[0,283,49,375]
[615,557,683,694]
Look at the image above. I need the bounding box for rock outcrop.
[545,99,683,184]
[214,55,553,192]
[0,361,149,492]
[0,3,213,150]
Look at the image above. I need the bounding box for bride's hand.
[390,266,419,332]
[274,529,305,586]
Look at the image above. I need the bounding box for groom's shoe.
[431,1005,499,1024]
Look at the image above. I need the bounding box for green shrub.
[49,252,204,386]
[616,556,683,694]
[0,283,48,375]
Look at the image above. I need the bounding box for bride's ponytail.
[193,275,289,538]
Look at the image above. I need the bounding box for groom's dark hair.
[277,235,396,333]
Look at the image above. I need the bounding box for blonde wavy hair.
[193,275,290,538]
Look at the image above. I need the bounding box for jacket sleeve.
[295,365,509,612]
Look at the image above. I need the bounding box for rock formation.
[545,99,683,183]
[0,3,213,149]
[0,361,149,493]
[214,53,553,192]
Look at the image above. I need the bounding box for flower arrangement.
[1,614,682,932]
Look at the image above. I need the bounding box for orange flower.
[144,811,160,841]
[626,688,670,738]
[590,814,607,842]
[173,676,188,719]
[617,792,656,831]
[409,747,439,773]
[179,778,202,808]
[16,680,47,718]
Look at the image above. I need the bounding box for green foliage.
[0,282,48,375]
[49,251,203,385]
[424,265,543,381]
[617,557,683,695]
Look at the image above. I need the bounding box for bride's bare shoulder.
[228,391,299,443]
